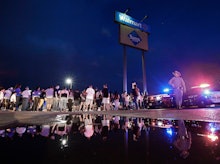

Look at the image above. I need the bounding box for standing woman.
[169,70,186,109]
[102,84,110,111]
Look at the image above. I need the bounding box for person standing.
[59,87,69,111]
[131,82,140,110]
[113,91,120,110]
[95,89,102,111]
[123,91,130,110]
[102,84,110,111]
[45,86,54,111]
[79,89,87,111]
[31,86,41,111]
[37,89,46,111]
[21,86,31,111]
[14,84,22,111]
[85,85,95,111]
[168,70,186,109]
[73,89,81,111]
[53,85,60,111]
[2,87,13,110]
[0,87,5,110]
[10,91,16,111]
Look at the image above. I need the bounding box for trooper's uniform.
[169,71,186,109]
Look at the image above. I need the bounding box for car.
[208,91,220,104]
[182,83,218,108]
[147,93,176,109]
[147,83,220,109]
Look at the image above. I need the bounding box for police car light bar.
[191,83,210,89]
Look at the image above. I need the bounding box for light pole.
[66,78,72,89]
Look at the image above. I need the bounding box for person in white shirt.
[85,85,95,111]
[59,87,69,111]
[21,86,31,111]
[10,92,16,111]
[124,92,130,110]
[2,87,13,110]
[0,88,5,110]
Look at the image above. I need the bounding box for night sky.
[1,0,220,94]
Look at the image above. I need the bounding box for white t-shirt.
[86,87,95,100]
[0,91,4,101]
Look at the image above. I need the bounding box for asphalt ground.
[1,107,220,128]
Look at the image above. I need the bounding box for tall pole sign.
[114,11,150,93]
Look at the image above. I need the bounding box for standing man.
[169,70,186,109]
[59,87,69,111]
[131,82,140,110]
[21,86,31,111]
[45,86,54,111]
[85,85,95,111]
[14,84,22,111]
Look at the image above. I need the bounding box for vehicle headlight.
[156,96,161,101]
[203,89,210,95]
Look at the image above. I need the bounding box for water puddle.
[1,113,220,163]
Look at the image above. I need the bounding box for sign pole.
[123,45,127,92]
[142,50,147,93]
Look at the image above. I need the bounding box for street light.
[66,78,72,89]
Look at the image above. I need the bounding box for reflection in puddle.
[1,114,220,163]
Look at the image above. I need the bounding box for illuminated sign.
[120,24,148,51]
[115,11,150,33]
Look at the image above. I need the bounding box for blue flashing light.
[166,128,173,136]
[163,88,170,93]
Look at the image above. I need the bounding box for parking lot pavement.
[1,108,220,127]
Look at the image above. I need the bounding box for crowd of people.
[0,83,148,112]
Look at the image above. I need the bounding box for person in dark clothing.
[14,84,22,111]
[131,82,139,110]
[102,84,110,111]
[73,89,81,111]
[32,86,41,111]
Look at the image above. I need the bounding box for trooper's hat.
[172,70,181,76]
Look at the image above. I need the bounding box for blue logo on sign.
[128,31,141,45]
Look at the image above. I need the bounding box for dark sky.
[1,0,220,94]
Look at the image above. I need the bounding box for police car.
[182,83,220,108]
[209,91,220,104]
[147,93,175,109]
[148,83,220,109]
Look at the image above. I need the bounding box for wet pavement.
[1,107,220,128]
[1,108,220,163]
